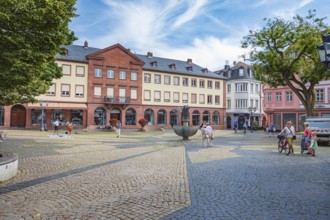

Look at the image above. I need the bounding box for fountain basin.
[0,152,18,182]
[173,125,199,140]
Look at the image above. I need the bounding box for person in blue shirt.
[269,123,275,137]
[243,121,247,134]
[233,120,238,133]
[116,121,122,138]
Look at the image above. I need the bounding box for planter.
[139,127,147,132]
[0,152,19,182]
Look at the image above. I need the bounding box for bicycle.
[277,133,290,154]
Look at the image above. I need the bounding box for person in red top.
[303,122,312,154]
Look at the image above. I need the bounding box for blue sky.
[70,0,330,70]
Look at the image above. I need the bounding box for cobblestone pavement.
[0,129,329,219]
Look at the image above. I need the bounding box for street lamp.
[39,99,48,131]
[317,32,330,67]
[248,106,257,133]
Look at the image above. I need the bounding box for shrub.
[138,118,148,127]
[109,118,119,127]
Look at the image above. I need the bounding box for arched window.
[157,109,166,125]
[0,106,4,126]
[202,110,210,124]
[170,109,179,125]
[144,109,154,125]
[110,108,121,121]
[212,111,220,125]
[125,108,136,125]
[94,107,106,125]
[192,110,200,126]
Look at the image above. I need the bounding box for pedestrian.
[303,122,311,154]
[67,120,73,134]
[281,121,295,155]
[269,123,275,137]
[53,118,59,135]
[205,123,214,140]
[309,131,318,156]
[243,121,247,134]
[116,121,122,138]
[233,120,238,133]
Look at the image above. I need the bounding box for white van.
[306,118,330,143]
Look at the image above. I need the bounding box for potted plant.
[138,118,148,131]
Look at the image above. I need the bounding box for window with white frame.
[191,94,197,103]
[173,92,179,102]
[62,64,71,75]
[173,77,180,85]
[164,75,170,85]
[276,92,282,102]
[286,91,293,102]
[107,69,114,78]
[61,84,70,96]
[144,73,151,83]
[154,91,161,102]
[182,93,188,103]
[215,81,220,89]
[267,92,272,102]
[119,70,126,79]
[239,68,244,76]
[215,95,220,105]
[250,99,254,107]
[199,94,205,104]
[107,87,114,97]
[75,85,84,97]
[255,84,259,93]
[235,83,248,92]
[207,80,212,88]
[154,74,161,84]
[235,99,248,108]
[227,84,231,93]
[144,90,151,101]
[316,89,324,102]
[119,88,126,102]
[94,86,101,98]
[130,89,137,99]
[183,78,189,86]
[228,70,231,78]
[207,95,212,104]
[255,100,259,109]
[47,84,55,96]
[131,72,138,81]
[227,99,231,109]
[164,92,170,102]
[199,80,205,88]
[250,83,254,93]
[94,68,102,77]
[191,79,197,87]
[76,66,85,76]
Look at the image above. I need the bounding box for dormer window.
[186,66,193,71]
[239,68,244,76]
[202,68,208,73]
[169,63,176,69]
[150,61,158,67]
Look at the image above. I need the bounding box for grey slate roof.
[56,44,226,80]
[214,61,254,80]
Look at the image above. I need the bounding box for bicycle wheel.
[278,140,284,153]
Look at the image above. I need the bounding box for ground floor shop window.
[283,113,296,128]
[71,110,83,126]
[273,113,281,131]
[0,106,4,126]
[126,108,136,125]
[144,109,154,125]
[170,110,179,125]
[31,109,43,126]
[157,109,166,125]
[192,110,200,126]
[94,107,106,125]
[212,111,220,125]
[51,110,65,125]
[202,111,210,124]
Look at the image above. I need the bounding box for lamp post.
[248,106,257,133]
[39,99,48,131]
[317,32,330,67]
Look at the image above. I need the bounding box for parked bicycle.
[277,132,290,154]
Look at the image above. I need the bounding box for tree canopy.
[242,10,330,116]
[0,0,77,106]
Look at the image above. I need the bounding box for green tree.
[242,10,330,116]
[0,0,77,106]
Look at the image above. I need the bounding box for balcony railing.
[104,96,130,104]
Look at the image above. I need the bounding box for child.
[309,131,319,156]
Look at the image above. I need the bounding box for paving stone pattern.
[0,130,329,219]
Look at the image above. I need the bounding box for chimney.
[225,60,230,70]
[83,40,88,49]
[187,58,192,63]
[202,68,208,73]
[147,52,153,58]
